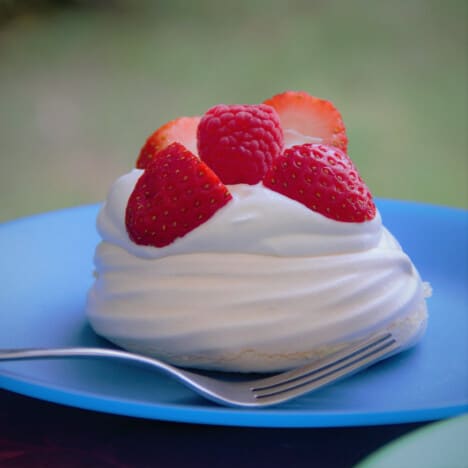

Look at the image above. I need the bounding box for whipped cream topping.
[97,169,383,259]
[87,169,429,372]
[283,128,323,148]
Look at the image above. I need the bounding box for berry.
[126,142,232,247]
[263,91,347,151]
[197,104,283,184]
[263,144,376,222]
[136,116,200,169]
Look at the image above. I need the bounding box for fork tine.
[252,336,398,403]
[251,333,397,401]
[251,332,393,391]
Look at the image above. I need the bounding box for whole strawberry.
[136,116,200,169]
[263,144,375,222]
[197,104,283,185]
[126,142,232,247]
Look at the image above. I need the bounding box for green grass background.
[0,0,467,222]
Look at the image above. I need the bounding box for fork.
[0,332,399,407]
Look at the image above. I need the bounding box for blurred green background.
[0,0,467,222]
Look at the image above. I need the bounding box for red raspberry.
[126,143,232,247]
[197,104,283,184]
[263,144,376,222]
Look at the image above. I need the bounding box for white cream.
[96,169,383,258]
[87,169,429,372]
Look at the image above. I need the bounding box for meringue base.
[87,236,430,372]
[88,301,428,373]
[89,173,430,372]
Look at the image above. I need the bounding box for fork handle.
[0,347,180,377]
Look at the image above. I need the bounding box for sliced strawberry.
[136,116,201,169]
[126,142,232,247]
[263,91,347,151]
[263,144,375,222]
[197,104,283,185]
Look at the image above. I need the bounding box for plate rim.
[2,371,467,428]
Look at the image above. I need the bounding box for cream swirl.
[87,170,429,372]
[97,169,383,259]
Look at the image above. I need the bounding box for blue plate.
[0,200,467,427]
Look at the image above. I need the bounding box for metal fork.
[0,332,398,407]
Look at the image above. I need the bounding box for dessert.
[86,91,430,372]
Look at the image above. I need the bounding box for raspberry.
[197,104,283,184]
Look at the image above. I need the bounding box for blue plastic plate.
[0,200,467,427]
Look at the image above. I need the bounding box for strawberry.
[197,104,283,185]
[136,116,201,169]
[263,144,375,222]
[263,91,347,151]
[126,142,232,247]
